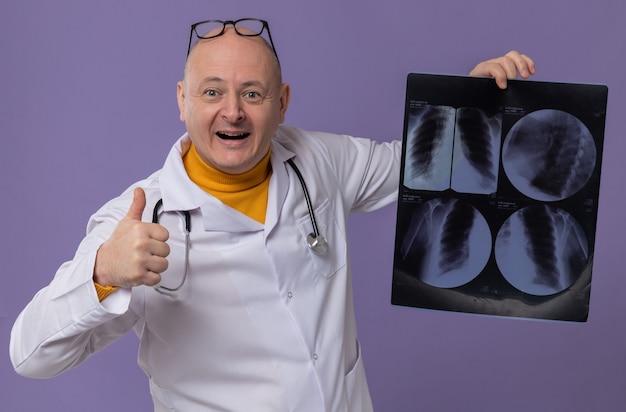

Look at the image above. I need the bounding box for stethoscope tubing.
[150,157,327,297]
[286,158,322,241]
[152,199,191,296]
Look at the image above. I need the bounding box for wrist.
[93,243,114,287]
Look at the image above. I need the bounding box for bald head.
[184,27,282,84]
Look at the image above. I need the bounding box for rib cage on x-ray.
[520,206,560,289]
[403,105,455,191]
[403,105,502,194]
[451,107,502,194]
[400,198,491,288]
[502,109,597,202]
[438,199,475,273]
[495,204,588,296]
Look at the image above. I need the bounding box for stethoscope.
[151,158,328,296]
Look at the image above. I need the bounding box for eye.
[243,91,263,104]
[200,88,225,102]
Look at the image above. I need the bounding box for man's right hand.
[93,187,170,288]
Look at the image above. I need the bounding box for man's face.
[177,29,290,174]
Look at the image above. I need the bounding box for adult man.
[10,19,534,411]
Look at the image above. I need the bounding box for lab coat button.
[312,353,318,360]
[287,292,293,299]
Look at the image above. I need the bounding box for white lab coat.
[10,125,401,411]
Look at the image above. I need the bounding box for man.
[10,19,535,411]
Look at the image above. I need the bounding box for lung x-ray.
[404,105,502,194]
[392,74,608,322]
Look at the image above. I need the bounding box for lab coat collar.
[156,130,296,234]
[265,133,296,235]
[158,134,211,213]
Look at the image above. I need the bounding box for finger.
[147,238,171,258]
[520,53,536,77]
[147,223,170,243]
[126,187,147,221]
[123,254,167,287]
[505,50,535,78]
[140,271,162,287]
[500,56,519,79]
[484,64,509,89]
[469,60,508,83]
[146,255,169,276]
[495,71,508,90]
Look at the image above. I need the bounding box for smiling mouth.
[216,132,250,140]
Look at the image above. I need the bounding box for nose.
[221,93,244,123]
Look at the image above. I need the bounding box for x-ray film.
[391,74,608,322]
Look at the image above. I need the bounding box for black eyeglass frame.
[186,18,280,65]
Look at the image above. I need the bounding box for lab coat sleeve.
[10,193,139,379]
[310,131,402,212]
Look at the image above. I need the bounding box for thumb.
[125,187,147,221]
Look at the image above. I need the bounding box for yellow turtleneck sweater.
[182,143,272,224]
[95,143,272,301]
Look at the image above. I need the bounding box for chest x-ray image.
[403,105,456,192]
[392,74,607,322]
[495,204,588,296]
[400,197,492,289]
[403,105,502,195]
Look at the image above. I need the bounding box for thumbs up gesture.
[93,188,170,288]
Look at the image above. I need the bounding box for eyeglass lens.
[194,19,266,39]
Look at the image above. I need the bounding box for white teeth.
[218,132,246,137]
[216,131,250,140]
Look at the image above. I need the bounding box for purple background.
[1,1,624,411]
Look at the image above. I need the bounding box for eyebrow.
[197,77,268,90]
[198,76,224,84]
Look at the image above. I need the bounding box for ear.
[278,82,291,123]
[176,81,186,122]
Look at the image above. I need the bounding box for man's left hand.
[470,50,536,89]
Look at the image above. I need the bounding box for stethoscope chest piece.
[307,233,328,255]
